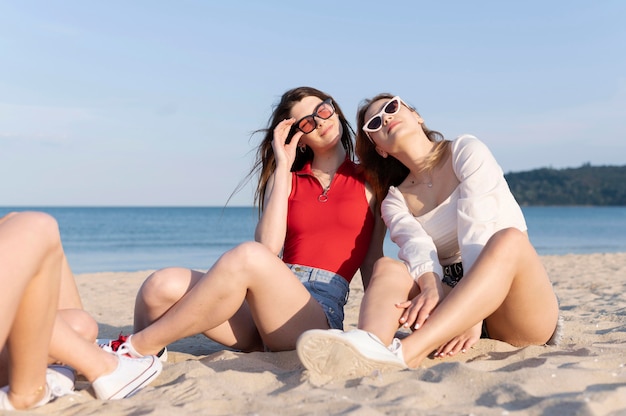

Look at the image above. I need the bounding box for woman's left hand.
[434,322,482,357]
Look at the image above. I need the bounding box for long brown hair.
[355,93,449,205]
[249,87,355,214]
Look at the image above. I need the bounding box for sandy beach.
[26,252,626,415]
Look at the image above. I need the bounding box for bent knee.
[59,309,99,342]
[218,241,272,270]
[486,228,531,254]
[13,212,62,247]
[139,268,192,306]
[370,257,412,285]
[490,227,527,244]
[372,256,408,276]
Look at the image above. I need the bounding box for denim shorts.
[286,264,349,330]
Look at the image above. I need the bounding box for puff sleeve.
[453,135,527,274]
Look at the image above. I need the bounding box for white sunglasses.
[362,96,407,134]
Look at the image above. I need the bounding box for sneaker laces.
[99,333,129,354]
[98,333,167,361]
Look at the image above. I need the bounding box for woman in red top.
[113,87,385,356]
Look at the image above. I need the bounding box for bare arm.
[360,198,386,290]
[254,118,303,254]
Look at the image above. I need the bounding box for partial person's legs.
[1,218,99,372]
[49,316,119,382]
[358,257,419,345]
[48,313,162,400]
[0,212,62,409]
[56,252,99,342]
[401,228,559,367]
[130,241,329,355]
[134,268,262,351]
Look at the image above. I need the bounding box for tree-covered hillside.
[505,164,626,206]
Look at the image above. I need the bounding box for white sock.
[387,338,406,363]
[121,335,144,358]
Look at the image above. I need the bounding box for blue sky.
[1,1,624,206]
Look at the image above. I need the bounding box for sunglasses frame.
[362,96,406,135]
[294,98,335,134]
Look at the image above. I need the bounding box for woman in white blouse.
[296,93,561,377]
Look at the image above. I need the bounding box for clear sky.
[1,1,624,206]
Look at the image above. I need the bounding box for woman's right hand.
[272,118,303,171]
[395,273,444,330]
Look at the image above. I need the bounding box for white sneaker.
[296,329,407,379]
[46,365,76,398]
[0,365,75,410]
[92,355,162,400]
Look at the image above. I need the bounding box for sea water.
[1,206,624,274]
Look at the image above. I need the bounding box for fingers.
[396,295,436,330]
[395,300,417,328]
[413,307,431,330]
[435,338,463,357]
[434,334,479,358]
[272,119,303,169]
[273,118,302,147]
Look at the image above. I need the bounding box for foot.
[91,355,162,400]
[97,334,168,362]
[296,329,407,380]
[0,365,75,410]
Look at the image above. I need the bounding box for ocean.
[1,206,625,274]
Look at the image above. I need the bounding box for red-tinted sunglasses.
[294,99,335,134]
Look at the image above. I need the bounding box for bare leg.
[400,228,559,367]
[1,225,98,375]
[58,254,83,310]
[56,309,99,344]
[49,316,119,382]
[57,247,99,341]
[130,241,330,355]
[134,268,262,351]
[0,212,62,409]
[358,257,419,345]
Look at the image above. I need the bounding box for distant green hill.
[504,164,626,206]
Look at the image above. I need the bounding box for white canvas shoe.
[296,329,407,380]
[92,355,162,400]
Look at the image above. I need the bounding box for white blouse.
[381,134,527,282]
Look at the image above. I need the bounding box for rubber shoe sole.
[296,329,406,381]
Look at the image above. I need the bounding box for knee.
[370,257,409,284]
[372,256,405,275]
[59,309,99,342]
[138,268,190,307]
[488,228,528,251]
[217,241,271,272]
[16,212,62,247]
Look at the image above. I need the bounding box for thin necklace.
[410,173,433,188]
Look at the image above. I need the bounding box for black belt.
[442,262,463,287]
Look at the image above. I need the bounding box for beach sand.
[31,253,626,415]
